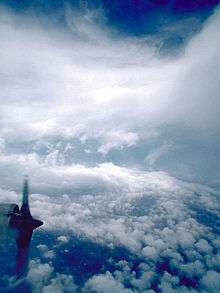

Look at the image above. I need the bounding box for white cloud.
[27,259,77,293]
[37,244,55,259]
[0,6,219,188]
[98,131,139,155]
[27,259,54,293]
[1,146,218,293]
[142,246,157,260]
[57,235,69,243]
[84,271,133,293]
[195,239,213,255]
[42,274,77,293]
[201,270,220,292]
[0,6,219,153]
[144,143,176,169]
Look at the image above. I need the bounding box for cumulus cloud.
[37,244,55,259]
[27,259,77,293]
[27,259,54,292]
[201,270,220,292]
[42,273,77,293]
[84,271,133,293]
[57,235,69,243]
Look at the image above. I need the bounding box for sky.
[0,0,220,292]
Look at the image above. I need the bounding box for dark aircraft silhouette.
[0,177,43,281]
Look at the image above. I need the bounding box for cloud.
[84,271,133,293]
[144,143,176,169]
[98,131,139,155]
[1,157,218,253]
[42,273,77,293]
[0,5,220,188]
[57,235,69,243]
[0,159,219,291]
[37,244,55,259]
[27,259,77,293]
[0,4,220,293]
[27,259,54,293]
[201,270,220,292]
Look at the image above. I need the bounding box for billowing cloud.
[84,271,133,293]
[0,5,220,188]
[27,259,77,293]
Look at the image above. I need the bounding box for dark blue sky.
[1,0,219,58]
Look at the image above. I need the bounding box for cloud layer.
[0,159,219,292]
